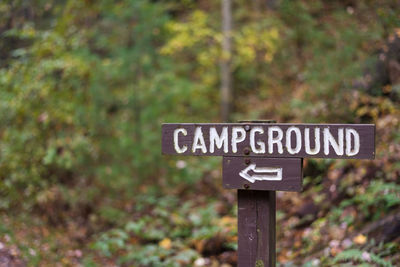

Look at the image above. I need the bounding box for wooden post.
[238,190,276,267]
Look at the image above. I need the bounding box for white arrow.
[239,164,282,183]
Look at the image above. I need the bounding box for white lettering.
[174,128,187,153]
[305,128,320,155]
[286,127,302,154]
[346,128,360,156]
[192,127,207,153]
[174,125,362,157]
[232,127,246,153]
[250,127,265,154]
[268,126,283,154]
[324,128,344,156]
[209,127,228,153]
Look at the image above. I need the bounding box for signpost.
[162,122,375,267]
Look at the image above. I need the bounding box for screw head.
[243,184,250,189]
[245,158,251,165]
[244,147,250,155]
[244,125,250,131]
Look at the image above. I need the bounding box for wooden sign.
[162,123,375,159]
[223,157,302,191]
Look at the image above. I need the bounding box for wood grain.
[238,190,276,267]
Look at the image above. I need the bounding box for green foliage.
[340,181,400,219]
[0,0,211,212]
[91,199,234,265]
[275,0,383,122]
[332,248,393,267]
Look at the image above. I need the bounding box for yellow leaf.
[159,238,172,250]
[353,234,367,245]
[218,216,236,227]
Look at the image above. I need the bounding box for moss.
[255,259,264,267]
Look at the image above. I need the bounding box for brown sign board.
[162,123,375,159]
[223,157,302,191]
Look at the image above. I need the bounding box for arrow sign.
[223,157,303,192]
[239,164,282,183]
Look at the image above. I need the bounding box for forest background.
[0,0,399,266]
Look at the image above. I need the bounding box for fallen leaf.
[353,234,367,245]
[159,238,172,250]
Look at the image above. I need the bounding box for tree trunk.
[266,0,277,10]
[221,0,232,122]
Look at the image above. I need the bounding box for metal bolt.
[244,125,250,131]
[243,184,250,189]
[244,147,250,155]
[245,158,251,165]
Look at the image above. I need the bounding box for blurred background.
[0,0,399,266]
